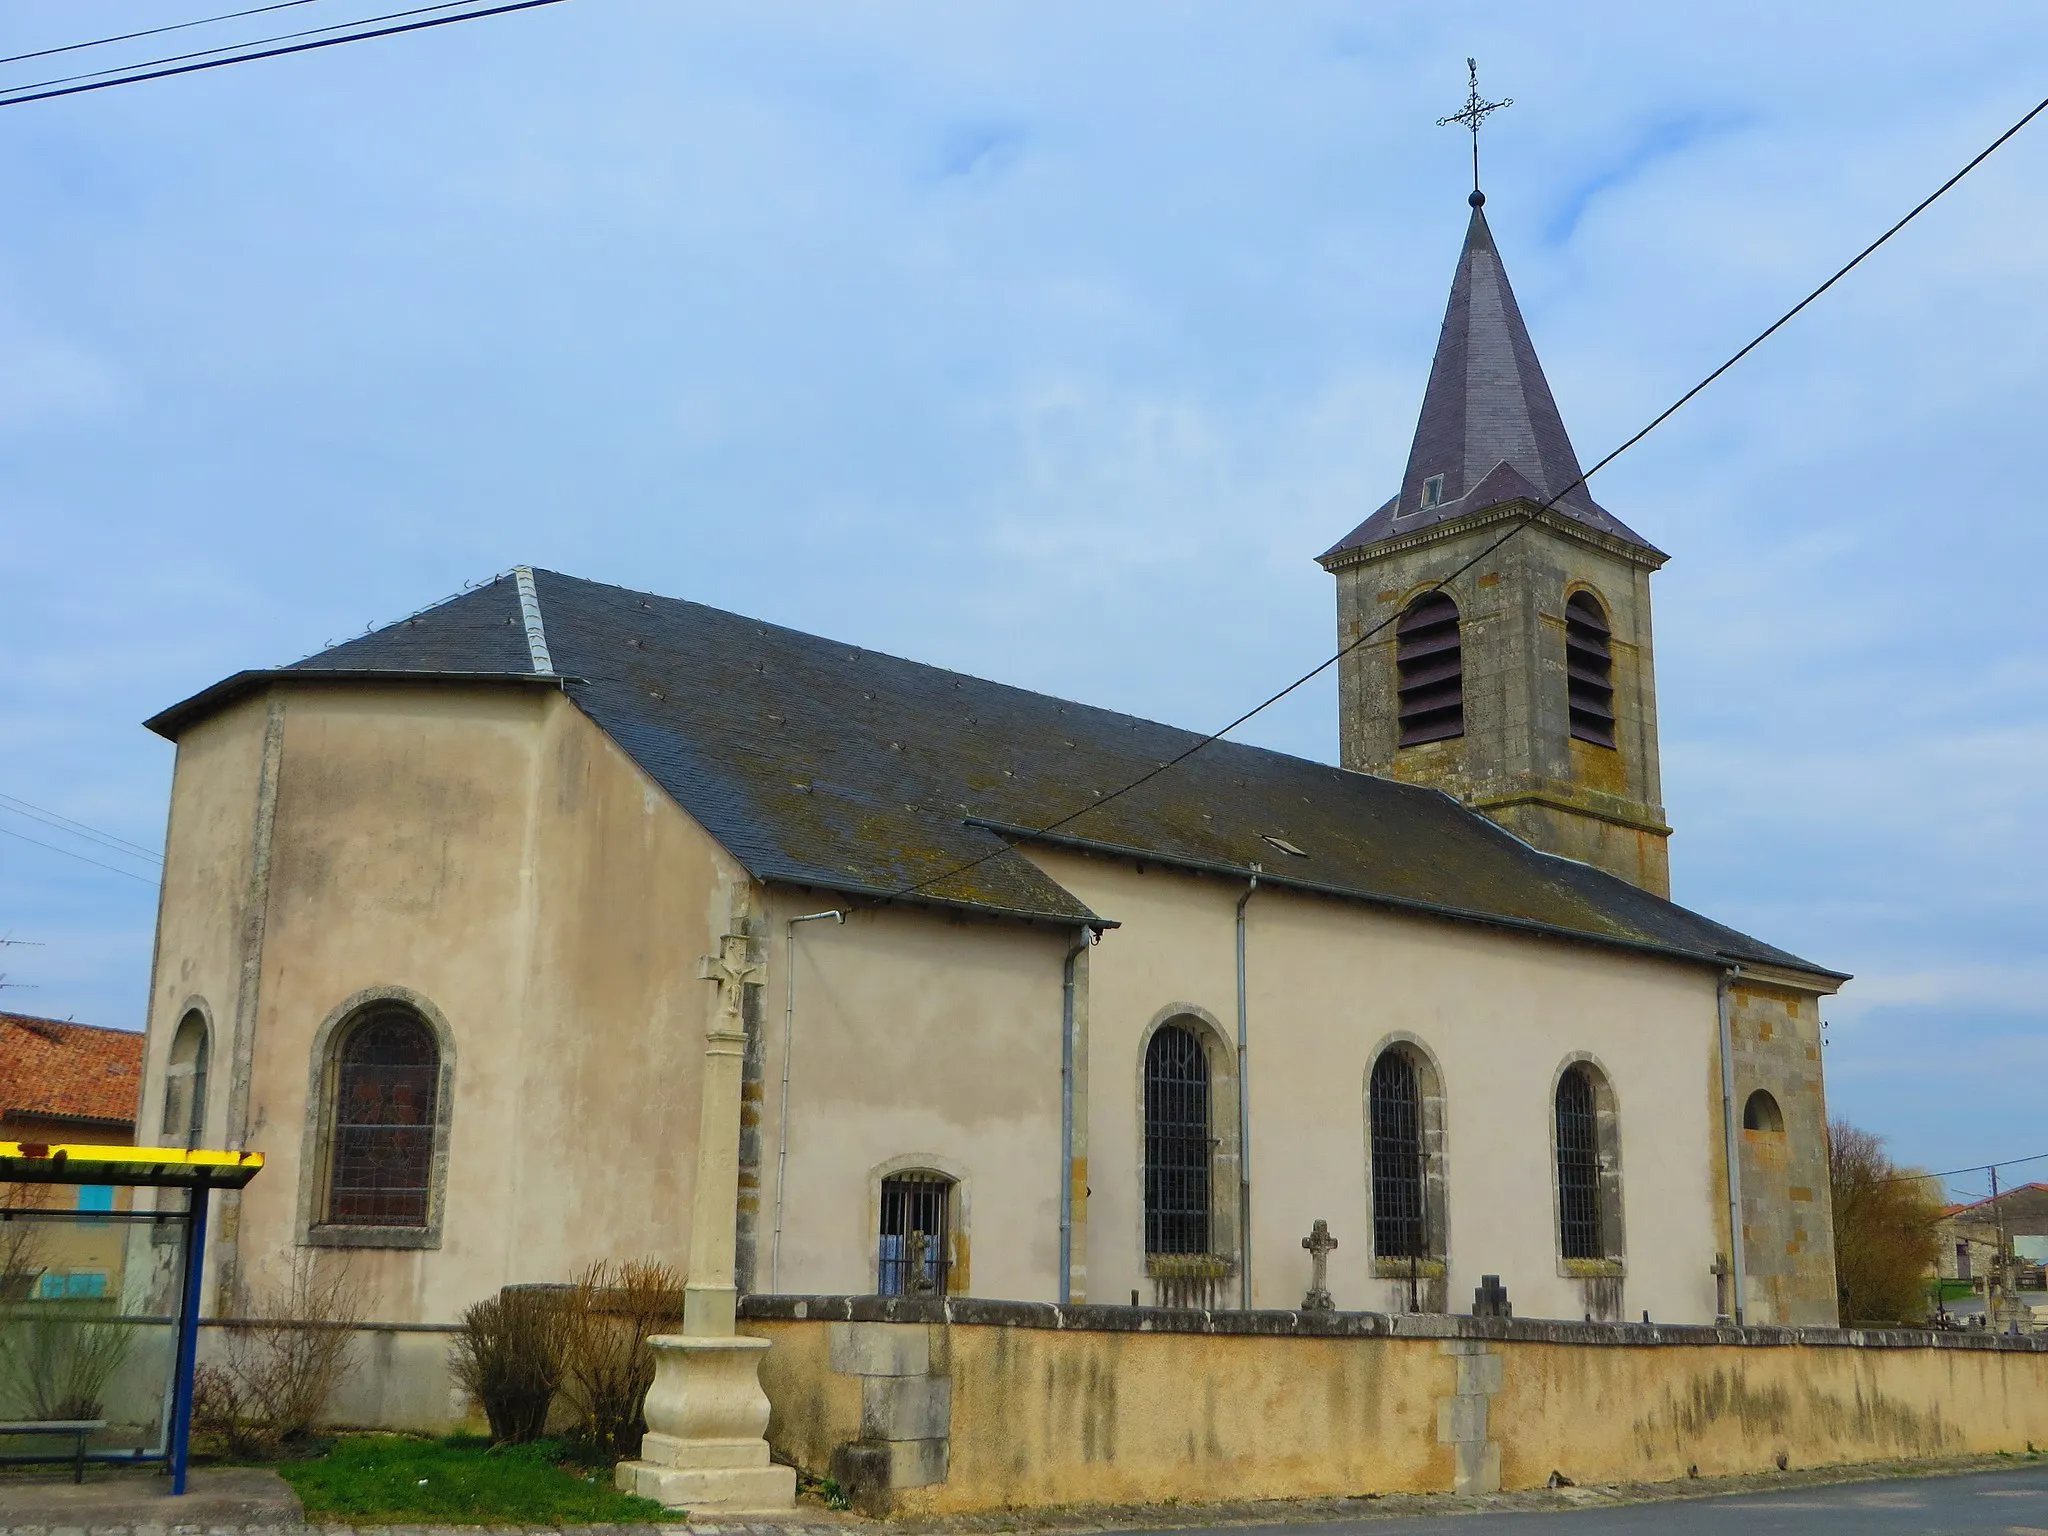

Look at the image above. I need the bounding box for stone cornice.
[1317,500,1669,577]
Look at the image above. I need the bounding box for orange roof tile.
[0,1013,143,1129]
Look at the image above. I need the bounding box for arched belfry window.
[1395,592,1464,746]
[1743,1089,1784,1133]
[1368,1051,1428,1259]
[162,1010,210,1150]
[326,1006,440,1229]
[1565,592,1616,748]
[1144,1024,1212,1257]
[1555,1066,1602,1260]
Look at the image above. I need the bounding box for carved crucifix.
[1301,1219,1337,1312]
[697,933,762,1039]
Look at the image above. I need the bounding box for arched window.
[1555,1066,1603,1260]
[1743,1089,1784,1133]
[1144,1024,1212,1257]
[1368,1051,1426,1259]
[878,1170,954,1295]
[326,1006,440,1229]
[162,1010,210,1150]
[1565,591,1616,748]
[1395,592,1464,746]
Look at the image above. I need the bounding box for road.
[1131,1466,2048,1534]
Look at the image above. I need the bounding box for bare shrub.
[449,1287,568,1444]
[208,1251,366,1453]
[0,1299,132,1419]
[0,1184,53,1301]
[559,1259,684,1459]
[191,1362,267,1459]
[1830,1119,1944,1325]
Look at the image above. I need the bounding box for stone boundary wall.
[738,1296,2048,1515]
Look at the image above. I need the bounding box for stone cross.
[1301,1219,1337,1312]
[697,933,762,1035]
[1473,1273,1511,1319]
[1710,1253,1733,1323]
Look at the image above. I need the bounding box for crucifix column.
[616,919,796,1514]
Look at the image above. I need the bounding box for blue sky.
[3,1,2045,1194]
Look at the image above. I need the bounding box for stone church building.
[134,198,1846,1345]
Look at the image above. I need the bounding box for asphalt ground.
[1116,1464,2048,1535]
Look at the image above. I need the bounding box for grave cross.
[1301,1219,1338,1312]
[697,933,762,1035]
[1473,1273,1511,1318]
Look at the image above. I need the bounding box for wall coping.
[738,1294,2048,1354]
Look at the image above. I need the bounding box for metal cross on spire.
[1437,58,1512,202]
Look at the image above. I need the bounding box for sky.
[2,1,2045,1195]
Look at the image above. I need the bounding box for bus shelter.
[0,1141,263,1493]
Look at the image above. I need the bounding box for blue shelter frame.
[0,1141,263,1494]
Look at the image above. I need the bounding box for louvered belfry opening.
[1395,592,1464,746]
[1555,1066,1603,1260]
[878,1171,952,1295]
[1565,592,1616,748]
[328,1007,439,1228]
[1369,1051,1426,1259]
[1144,1024,1213,1257]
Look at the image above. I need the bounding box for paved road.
[1134,1466,2048,1534]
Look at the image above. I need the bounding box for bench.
[0,1419,108,1482]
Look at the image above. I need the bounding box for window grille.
[1555,1066,1603,1260]
[1144,1024,1212,1256]
[878,1172,951,1296]
[1565,592,1616,748]
[327,1008,439,1228]
[1395,593,1464,746]
[1369,1051,1426,1259]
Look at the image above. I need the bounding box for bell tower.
[1318,194,1672,896]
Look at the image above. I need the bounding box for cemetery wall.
[740,1296,2048,1515]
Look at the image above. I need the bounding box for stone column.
[616,921,796,1513]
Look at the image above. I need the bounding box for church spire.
[1320,198,1660,562]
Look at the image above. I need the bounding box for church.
[132,192,1847,1350]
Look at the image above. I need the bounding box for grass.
[274,1433,675,1525]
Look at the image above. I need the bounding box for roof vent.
[1262,835,1309,858]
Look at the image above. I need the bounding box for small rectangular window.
[76,1185,114,1224]
[878,1173,952,1296]
[1420,474,1445,510]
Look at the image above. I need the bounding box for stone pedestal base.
[614,1333,795,1514]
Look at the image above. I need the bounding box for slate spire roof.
[146,568,1838,981]
[1321,199,1661,563]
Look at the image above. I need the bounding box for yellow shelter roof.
[0,1141,263,1189]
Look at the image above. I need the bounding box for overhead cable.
[0,824,161,885]
[0,0,575,108]
[0,792,163,864]
[0,1,324,69]
[871,88,2048,910]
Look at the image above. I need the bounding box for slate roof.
[1321,202,1663,564]
[148,569,1839,981]
[0,1014,143,1131]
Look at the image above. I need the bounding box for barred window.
[1396,592,1464,746]
[326,1007,439,1228]
[1369,1051,1426,1259]
[1556,1066,1602,1260]
[1565,592,1616,748]
[878,1171,952,1296]
[1144,1024,1212,1256]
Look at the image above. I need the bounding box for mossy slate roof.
[148,568,1839,981]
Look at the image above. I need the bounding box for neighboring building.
[0,1012,144,1300]
[1938,1184,2048,1286]
[132,194,1847,1337]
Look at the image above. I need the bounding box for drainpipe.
[1059,926,1093,1305]
[1235,868,1260,1311]
[769,907,845,1293]
[1716,965,1748,1325]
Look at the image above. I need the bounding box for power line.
[1888,1151,2048,1188]
[0,0,575,108]
[1,0,493,98]
[0,825,160,886]
[0,792,162,864]
[872,88,2048,912]
[0,1,323,69]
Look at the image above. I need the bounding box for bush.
[198,1252,365,1455]
[1830,1119,1944,1325]
[558,1260,683,1460]
[0,1299,131,1419]
[450,1288,568,1445]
